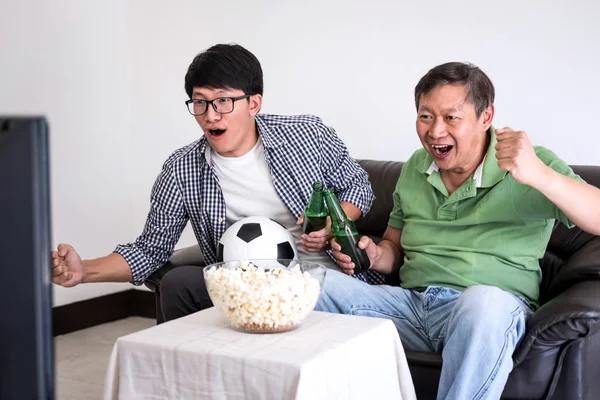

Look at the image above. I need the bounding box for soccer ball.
[216,216,298,267]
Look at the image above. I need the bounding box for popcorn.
[205,261,322,332]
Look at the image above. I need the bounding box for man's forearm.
[82,253,133,283]
[535,166,600,235]
[341,201,363,221]
[371,240,403,276]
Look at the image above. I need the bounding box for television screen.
[0,117,55,400]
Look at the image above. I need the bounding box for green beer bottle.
[302,181,328,234]
[323,189,371,274]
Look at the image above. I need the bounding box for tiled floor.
[54,317,155,400]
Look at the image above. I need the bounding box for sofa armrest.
[546,236,600,299]
[143,245,205,292]
[513,280,600,365]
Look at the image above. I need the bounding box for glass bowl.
[203,259,327,333]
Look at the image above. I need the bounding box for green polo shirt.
[389,127,584,307]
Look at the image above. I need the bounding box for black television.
[0,117,55,400]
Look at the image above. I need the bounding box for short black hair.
[184,43,264,98]
[414,62,495,117]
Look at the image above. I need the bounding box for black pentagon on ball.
[236,223,262,243]
[216,243,224,262]
[277,241,295,260]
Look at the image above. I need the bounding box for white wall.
[2,1,599,304]
[0,0,134,306]
[129,0,600,247]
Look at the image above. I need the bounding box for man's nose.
[429,118,446,138]
[204,104,222,122]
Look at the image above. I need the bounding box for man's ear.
[480,104,495,131]
[249,94,262,116]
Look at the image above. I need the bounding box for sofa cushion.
[355,159,403,237]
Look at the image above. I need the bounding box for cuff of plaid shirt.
[335,185,374,217]
[113,244,155,286]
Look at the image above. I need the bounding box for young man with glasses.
[51,43,381,320]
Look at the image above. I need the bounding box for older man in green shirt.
[391,127,582,309]
[315,62,600,400]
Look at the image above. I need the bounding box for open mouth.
[208,128,226,137]
[431,144,453,157]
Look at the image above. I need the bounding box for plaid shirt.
[115,114,384,285]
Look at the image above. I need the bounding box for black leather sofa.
[145,159,600,400]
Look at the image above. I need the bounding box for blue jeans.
[315,270,533,400]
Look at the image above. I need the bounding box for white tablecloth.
[104,308,416,400]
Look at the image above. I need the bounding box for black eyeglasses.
[185,94,250,116]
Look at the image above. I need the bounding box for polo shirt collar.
[420,125,508,188]
[480,126,508,188]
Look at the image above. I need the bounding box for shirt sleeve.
[317,122,375,216]
[541,148,586,228]
[114,163,189,285]
[388,161,407,229]
[514,147,586,228]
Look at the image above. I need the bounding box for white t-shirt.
[210,138,336,268]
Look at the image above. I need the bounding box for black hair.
[184,43,263,98]
[414,62,495,117]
